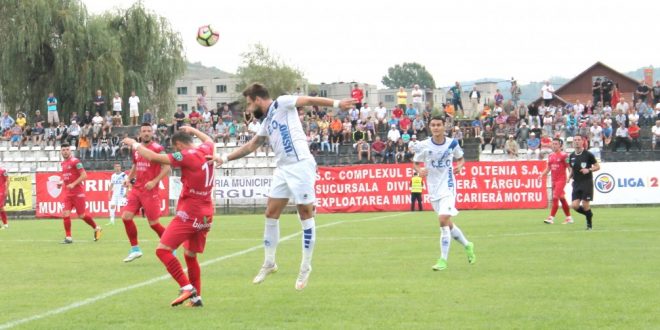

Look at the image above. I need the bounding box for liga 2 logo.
[595,173,659,194]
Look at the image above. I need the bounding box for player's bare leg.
[295,203,316,290]
[253,198,288,285]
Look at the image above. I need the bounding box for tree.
[236,44,304,99]
[381,62,436,89]
[0,1,184,122]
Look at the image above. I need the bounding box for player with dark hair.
[58,143,102,243]
[123,126,215,307]
[121,123,170,262]
[540,138,572,224]
[568,135,600,230]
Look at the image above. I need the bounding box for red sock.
[0,211,7,225]
[550,198,559,217]
[63,216,72,237]
[82,215,97,229]
[560,198,571,216]
[185,255,201,296]
[149,222,165,238]
[156,248,190,288]
[122,219,139,246]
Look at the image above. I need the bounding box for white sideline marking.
[0,212,405,329]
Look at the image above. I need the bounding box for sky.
[83,0,658,88]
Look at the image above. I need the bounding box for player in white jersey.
[412,116,476,271]
[212,83,355,290]
[108,163,127,225]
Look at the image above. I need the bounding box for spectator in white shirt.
[128,91,140,125]
[411,84,424,114]
[112,92,122,116]
[387,124,401,143]
[590,122,603,148]
[374,102,388,132]
[359,103,371,122]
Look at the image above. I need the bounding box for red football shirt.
[548,151,569,181]
[61,157,85,195]
[0,168,7,195]
[132,142,165,190]
[167,141,215,213]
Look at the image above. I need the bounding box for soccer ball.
[196,25,220,47]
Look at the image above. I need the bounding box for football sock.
[560,198,571,216]
[156,248,190,288]
[109,208,115,224]
[440,226,451,260]
[264,218,279,265]
[63,216,72,237]
[185,255,201,296]
[122,219,139,246]
[0,211,7,225]
[450,225,469,246]
[575,206,587,216]
[301,218,316,270]
[82,215,97,229]
[585,209,593,227]
[149,222,166,238]
[550,198,559,217]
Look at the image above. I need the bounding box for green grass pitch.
[0,208,659,329]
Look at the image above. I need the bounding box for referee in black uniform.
[568,135,600,230]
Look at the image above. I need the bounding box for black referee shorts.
[572,180,594,202]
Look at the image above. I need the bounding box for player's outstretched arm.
[122,137,171,165]
[296,96,357,111]
[413,162,427,178]
[178,126,212,144]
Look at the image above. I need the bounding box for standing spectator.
[592,78,602,106]
[469,86,481,119]
[411,84,424,113]
[93,90,106,116]
[174,107,185,130]
[450,82,464,118]
[541,81,554,106]
[635,80,650,103]
[46,92,59,124]
[351,84,364,109]
[128,91,140,125]
[652,120,660,150]
[410,171,423,211]
[527,132,540,159]
[601,77,614,107]
[494,89,504,107]
[510,80,522,107]
[610,83,621,109]
[396,87,408,111]
[196,90,208,112]
[505,135,520,159]
[371,136,386,163]
[652,81,660,107]
[112,92,122,117]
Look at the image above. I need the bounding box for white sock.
[264,218,279,266]
[440,226,451,260]
[301,218,316,270]
[181,284,193,291]
[451,225,469,246]
[109,208,115,224]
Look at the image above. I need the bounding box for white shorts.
[268,158,317,205]
[130,108,139,117]
[431,195,459,216]
[109,195,127,208]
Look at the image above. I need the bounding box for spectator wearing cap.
[527,132,540,159]
[505,134,519,159]
[387,124,401,143]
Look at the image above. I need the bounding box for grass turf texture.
[0,208,659,329]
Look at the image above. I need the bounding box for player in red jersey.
[123,126,214,307]
[539,138,573,224]
[121,123,171,262]
[0,166,9,229]
[58,143,102,243]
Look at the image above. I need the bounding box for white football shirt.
[258,95,313,166]
[413,137,463,200]
[110,172,127,197]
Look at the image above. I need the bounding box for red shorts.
[124,189,161,221]
[0,194,6,208]
[552,180,567,199]
[63,193,86,215]
[160,206,213,253]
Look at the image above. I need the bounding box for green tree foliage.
[236,44,304,100]
[0,0,184,122]
[381,62,436,90]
